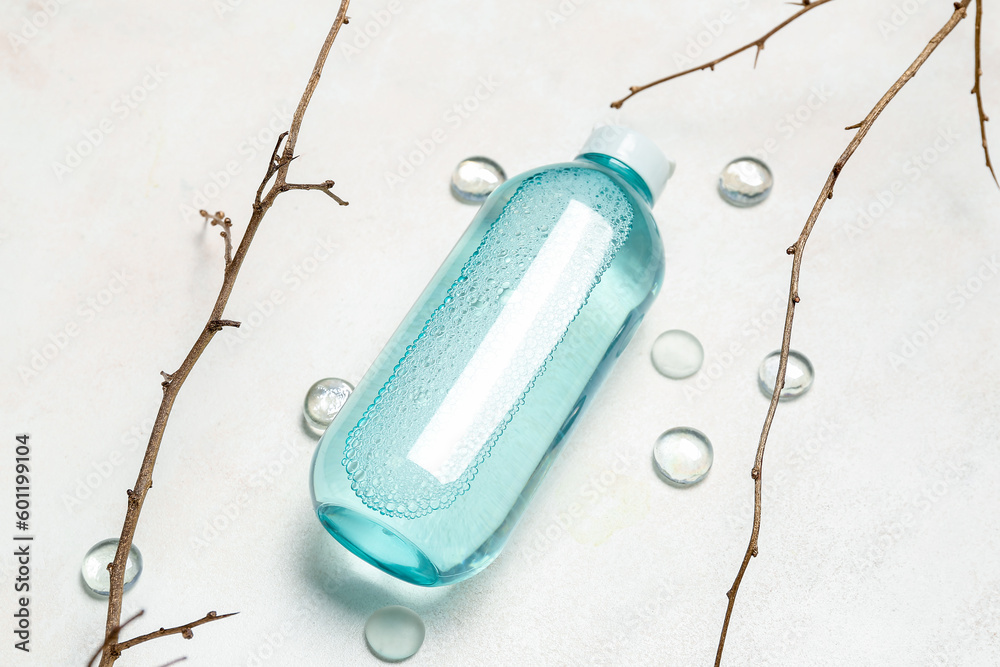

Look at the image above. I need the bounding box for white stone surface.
[2,0,999,664]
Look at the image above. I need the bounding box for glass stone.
[364,606,425,661]
[81,539,142,597]
[718,157,773,207]
[653,427,713,486]
[450,157,506,203]
[650,329,704,379]
[304,378,354,434]
[758,349,814,400]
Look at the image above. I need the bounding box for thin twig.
[610,0,837,109]
[156,659,187,667]
[202,210,234,266]
[97,2,352,665]
[116,611,238,652]
[282,179,350,205]
[255,132,290,209]
[972,0,998,185]
[714,2,974,665]
[88,610,143,667]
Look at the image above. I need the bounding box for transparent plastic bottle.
[310,126,673,585]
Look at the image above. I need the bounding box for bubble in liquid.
[365,605,425,661]
[346,168,635,519]
[718,157,773,207]
[81,539,142,597]
[451,157,506,203]
[653,427,713,486]
[304,378,354,434]
[650,329,704,379]
[758,350,814,400]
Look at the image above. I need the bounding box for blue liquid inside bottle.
[310,127,672,585]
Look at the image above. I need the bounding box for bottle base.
[317,504,443,586]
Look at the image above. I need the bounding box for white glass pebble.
[650,329,704,379]
[304,378,354,434]
[451,157,506,203]
[365,605,425,662]
[758,349,814,400]
[653,427,713,486]
[719,157,773,207]
[81,538,142,597]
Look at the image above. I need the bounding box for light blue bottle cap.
[578,125,675,204]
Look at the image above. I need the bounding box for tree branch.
[88,610,143,667]
[972,0,998,186]
[202,210,234,266]
[156,659,187,667]
[115,611,238,652]
[610,0,837,109]
[97,2,352,665]
[281,179,350,205]
[255,131,290,209]
[714,2,974,665]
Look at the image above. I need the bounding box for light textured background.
[2,0,999,665]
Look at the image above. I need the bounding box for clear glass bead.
[653,427,713,486]
[81,539,142,597]
[450,157,506,203]
[758,349,814,400]
[304,378,354,434]
[364,605,425,661]
[650,329,703,379]
[718,157,773,207]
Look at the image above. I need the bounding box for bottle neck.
[576,153,654,206]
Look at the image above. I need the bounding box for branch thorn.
[208,319,241,332]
